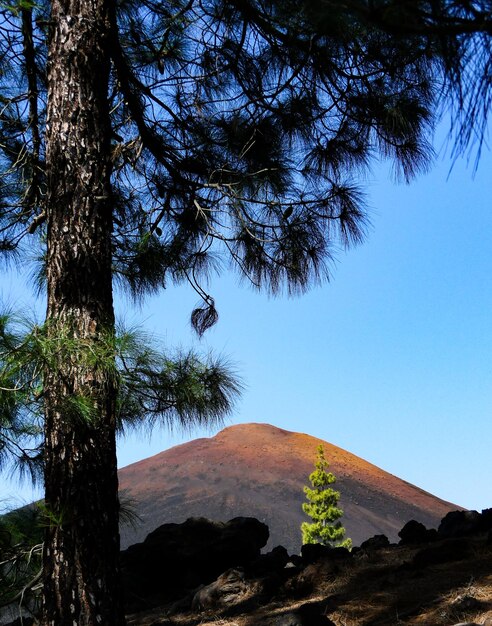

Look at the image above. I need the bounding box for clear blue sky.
[1,131,491,515]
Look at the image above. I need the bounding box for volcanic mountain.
[118,423,459,553]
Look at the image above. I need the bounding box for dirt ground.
[127,534,492,626]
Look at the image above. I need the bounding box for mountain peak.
[118,422,459,552]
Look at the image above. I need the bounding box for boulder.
[480,508,492,532]
[328,546,352,560]
[121,516,269,611]
[301,543,351,564]
[360,534,390,550]
[301,542,330,563]
[249,545,290,576]
[191,568,249,611]
[284,559,341,598]
[438,510,482,538]
[398,520,438,545]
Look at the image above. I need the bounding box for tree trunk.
[41,0,124,622]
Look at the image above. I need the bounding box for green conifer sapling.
[301,445,351,549]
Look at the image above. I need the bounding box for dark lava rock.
[328,546,352,560]
[301,543,351,564]
[301,543,330,563]
[121,516,269,611]
[301,543,331,563]
[249,545,290,576]
[480,508,492,532]
[438,510,482,538]
[398,520,438,545]
[192,568,249,611]
[360,534,390,550]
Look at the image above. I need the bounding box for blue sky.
[1,131,491,515]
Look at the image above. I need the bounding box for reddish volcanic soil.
[118,423,460,553]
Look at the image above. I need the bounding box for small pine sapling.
[301,445,352,549]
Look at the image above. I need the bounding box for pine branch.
[108,10,184,182]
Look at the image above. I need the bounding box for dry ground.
[127,534,492,626]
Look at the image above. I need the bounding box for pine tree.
[301,445,351,549]
[338,1,492,162]
[0,1,489,624]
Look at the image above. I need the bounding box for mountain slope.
[118,423,459,552]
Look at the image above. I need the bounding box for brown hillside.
[118,423,459,553]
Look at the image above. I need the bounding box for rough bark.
[41,0,124,623]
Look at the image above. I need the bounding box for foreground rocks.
[121,516,269,611]
[191,568,251,611]
[123,507,492,626]
[5,508,492,626]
